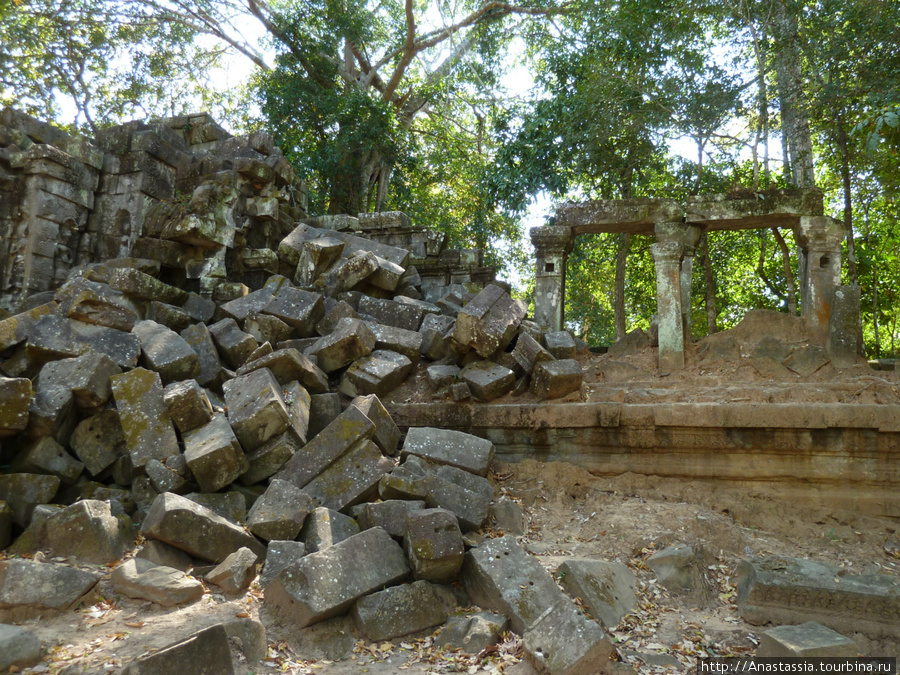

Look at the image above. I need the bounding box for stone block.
[0,376,32,435]
[353,580,449,640]
[349,394,400,455]
[133,319,201,382]
[299,507,360,553]
[438,612,508,653]
[308,392,342,439]
[531,359,583,400]
[247,479,315,541]
[37,351,120,412]
[58,283,140,332]
[111,558,204,607]
[204,546,259,593]
[512,331,555,372]
[219,287,276,323]
[11,437,84,485]
[264,286,325,337]
[264,527,409,628]
[404,507,464,583]
[239,430,301,485]
[489,499,526,534]
[357,499,425,539]
[328,228,411,267]
[758,621,858,658]
[275,404,375,488]
[146,300,193,332]
[183,491,247,524]
[260,540,307,588]
[524,602,616,675]
[0,301,57,353]
[368,322,422,362]
[339,349,413,398]
[45,499,130,564]
[26,314,140,368]
[0,558,100,611]
[70,410,126,477]
[0,624,42,671]
[278,222,321,268]
[244,311,293,346]
[453,284,527,358]
[146,458,187,494]
[323,250,379,292]
[419,314,455,361]
[316,300,360,335]
[142,492,265,563]
[784,345,830,377]
[135,540,193,572]
[307,317,376,372]
[295,236,345,287]
[359,295,424,331]
[827,284,861,368]
[26,378,76,442]
[119,624,235,675]
[235,347,328,393]
[401,427,494,476]
[646,543,698,591]
[108,266,188,304]
[301,440,394,511]
[0,473,60,527]
[208,317,259,369]
[736,556,900,640]
[163,380,213,434]
[368,255,406,291]
[459,360,515,401]
[183,414,248,492]
[223,368,296,451]
[180,322,224,389]
[557,559,637,628]
[110,367,180,468]
[424,466,493,531]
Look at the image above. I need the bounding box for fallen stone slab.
[107,267,189,304]
[0,623,42,671]
[205,546,259,594]
[208,317,259,369]
[223,368,298,451]
[531,359,583,400]
[758,621,858,658]
[146,458,187,494]
[265,527,409,628]
[111,558,204,607]
[235,347,328,393]
[142,492,265,563]
[352,580,450,641]
[0,559,100,613]
[119,624,235,675]
[419,313,455,361]
[367,323,422,362]
[405,508,464,583]
[524,602,616,675]
[306,317,375,372]
[425,464,493,531]
[349,394,400,456]
[182,414,249,493]
[135,540,194,572]
[459,360,516,401]
[556,559,637,628]
[438,611,508,653]
[183,491,247,525]
[218,287,276,323]
[512,331,554,373]
[339,349,412,398]
[453,285,527,358]
[323,250,379,292]
[401,427,495,477]
[647,543,699,592]
[0,473,60,527]
[110,367,180,468]
[736,555,900,640]
[180,322,224,389]
[37,351,120,412]
[299,507,361,553]
[239,430,301,486]
[489,499,526,534]
[133,319,201,382]
[426,364,459,389]
[146,300,193,332]
[275,404,374,489]
[0,301,57,353]
[11,436,84,485]
[301,440,394,512]
[163,379,213,434]
[260,540,307,588]
[245,311,293,346]
[263,285,325,337]
[0,376,32,435]
[295,236,345,287]
[26,314,141,368]
[246,479,315,541]
[26,377,76,443]
[543,331,578,360]
[357,499,425,539]
[69,410,125,477]
[359,295,425,331]
[45,499,130,564]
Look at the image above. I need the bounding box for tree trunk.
[700,231,717,334]
[614,233,629,341]
[834,125,857,283]
[773,0,815,187]
[771,227,798,314]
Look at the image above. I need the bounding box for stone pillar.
[654,222,701,341]
[792,216,847,341]
[530,226,575,331]
[650,240,685,373]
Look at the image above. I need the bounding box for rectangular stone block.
[299,507,360,553]
[26,315,140,368]
[183,414,249,492]
[359,296,424,331]
[223,368,297,451]
[133,319,201,383]
[367,322,422,363]
[274,405,375,488]
[401,427,494,476]
[235,347,328,393]
[107,267,188,304]
[239,430,301,485]
[301,440,393,511]
[352,580,448,641]
[264,527,409,628]
[306,317,375,372]
[453,284,527,358]
[531,359,583,400]
[0,302,57,352]
[263,286,325,337]
[180,322,224,388]
[0,377,33,435]
[339,350,412,399]
[208,318,259,370]
[110,367,179,468]
[349,394,400,455]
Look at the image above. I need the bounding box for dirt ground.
[5,456,898,675]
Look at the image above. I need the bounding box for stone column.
[650,240,685,373]
[530,226,575,331]
[654,222,701,341]
[792,216,847,340]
